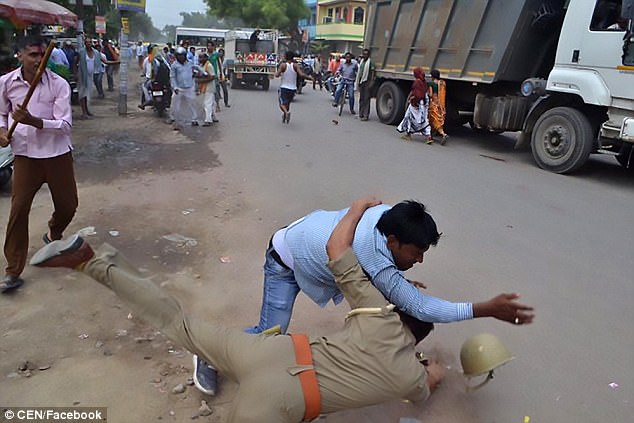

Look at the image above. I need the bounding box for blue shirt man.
[333,52,359,114]
[192,199,536,396]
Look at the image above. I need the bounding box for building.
[298,0,318,54]
[315,0,366,54]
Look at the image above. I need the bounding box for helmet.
[460,333,514,377]
[460,333,514,392]
[175,46,186,55]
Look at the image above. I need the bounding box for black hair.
[376,200,441,249]
[430,69,440,79]
[17,35,45,51]
[285,50,296,61]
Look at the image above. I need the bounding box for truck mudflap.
[473,94,530,131]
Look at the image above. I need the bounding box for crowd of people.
[0,34,536,422]
[136,39,230,131]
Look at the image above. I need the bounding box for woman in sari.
[397,67,433,144]
[428,69,448,144]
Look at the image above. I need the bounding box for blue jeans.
[334,79,355,111]
[245,245,300,334]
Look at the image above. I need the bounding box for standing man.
[0,35,78,293]
[332,52,358,115]
[62,40,77,70]
[193,199,536,394]
[169,47,198,130]
[205,41,222,117]
[356,48,375,121]
[103,39,119,92]
[249,29,261,52]
[275,51,313,124]
[217,48,230,108]
[136,41,145,70]
[197,53,218,126]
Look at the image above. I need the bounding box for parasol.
[0,0,78,29]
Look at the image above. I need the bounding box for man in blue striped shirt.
[193,198,532,396]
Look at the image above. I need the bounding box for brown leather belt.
[290,333,321,421]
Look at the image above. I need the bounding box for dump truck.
[364,0,634,173]
[224,29,279,91]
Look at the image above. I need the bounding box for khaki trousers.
[4,152,77,277]
[84,244,306,423]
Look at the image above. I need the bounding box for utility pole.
[75,0,84,50]
[118,10,129,115]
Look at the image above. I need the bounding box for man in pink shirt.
[0,35,78,293]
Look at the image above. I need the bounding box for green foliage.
[204,0,309,33]
[49,0,161,41]
[179,11,243,29]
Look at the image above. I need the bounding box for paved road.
[213,79,634,423]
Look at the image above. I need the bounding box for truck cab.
[224,29,279,91]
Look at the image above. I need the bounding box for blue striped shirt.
[283,204,473,323]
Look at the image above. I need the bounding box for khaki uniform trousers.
[83,244,306,423]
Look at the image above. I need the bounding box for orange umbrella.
[0,0,78,29]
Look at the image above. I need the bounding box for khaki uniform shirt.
[311,248,430,413]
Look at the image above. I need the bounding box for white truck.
[224,29,280,91]
[365,0,634,173]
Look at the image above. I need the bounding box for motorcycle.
[0,144,14,191]
[296,61,313,95]
[151,80,171,117]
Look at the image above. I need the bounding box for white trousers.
[172,86,197,126]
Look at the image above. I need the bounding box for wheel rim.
[379,93,393,117]
[540,124,572,160]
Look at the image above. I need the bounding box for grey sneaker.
[192,355,217,396]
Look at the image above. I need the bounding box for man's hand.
[473,293,535,325]
[12,106,42,129]
[349,196,382,214]
[0,127,9,147]
[407,279,427,289]
[424,359,444,393]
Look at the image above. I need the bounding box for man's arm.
[369,259,534,325]
[326,197,382,261]
[0,78,9,146]
[327,197,394,310]
[11,72,71,134]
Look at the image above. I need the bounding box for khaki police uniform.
[82,245,429,422]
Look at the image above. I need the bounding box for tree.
[163,25,177,43]
[178,11,244,29]
[204,0,309,33]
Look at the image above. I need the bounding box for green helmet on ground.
[460,333,515,391]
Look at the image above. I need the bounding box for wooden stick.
[7,40,56,140]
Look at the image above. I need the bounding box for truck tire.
[531,107,593,174]
[230,72,239,88]
[376,81,406,125]
[262,78,270,91]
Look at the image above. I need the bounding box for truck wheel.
[230,72,238,88]
[262,78,270,91]
[616,145,634,171]
[531,107,593,174]
[376,81,406,125]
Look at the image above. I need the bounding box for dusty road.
[1,74,633,423]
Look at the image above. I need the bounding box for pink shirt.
[0,68,72,159]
